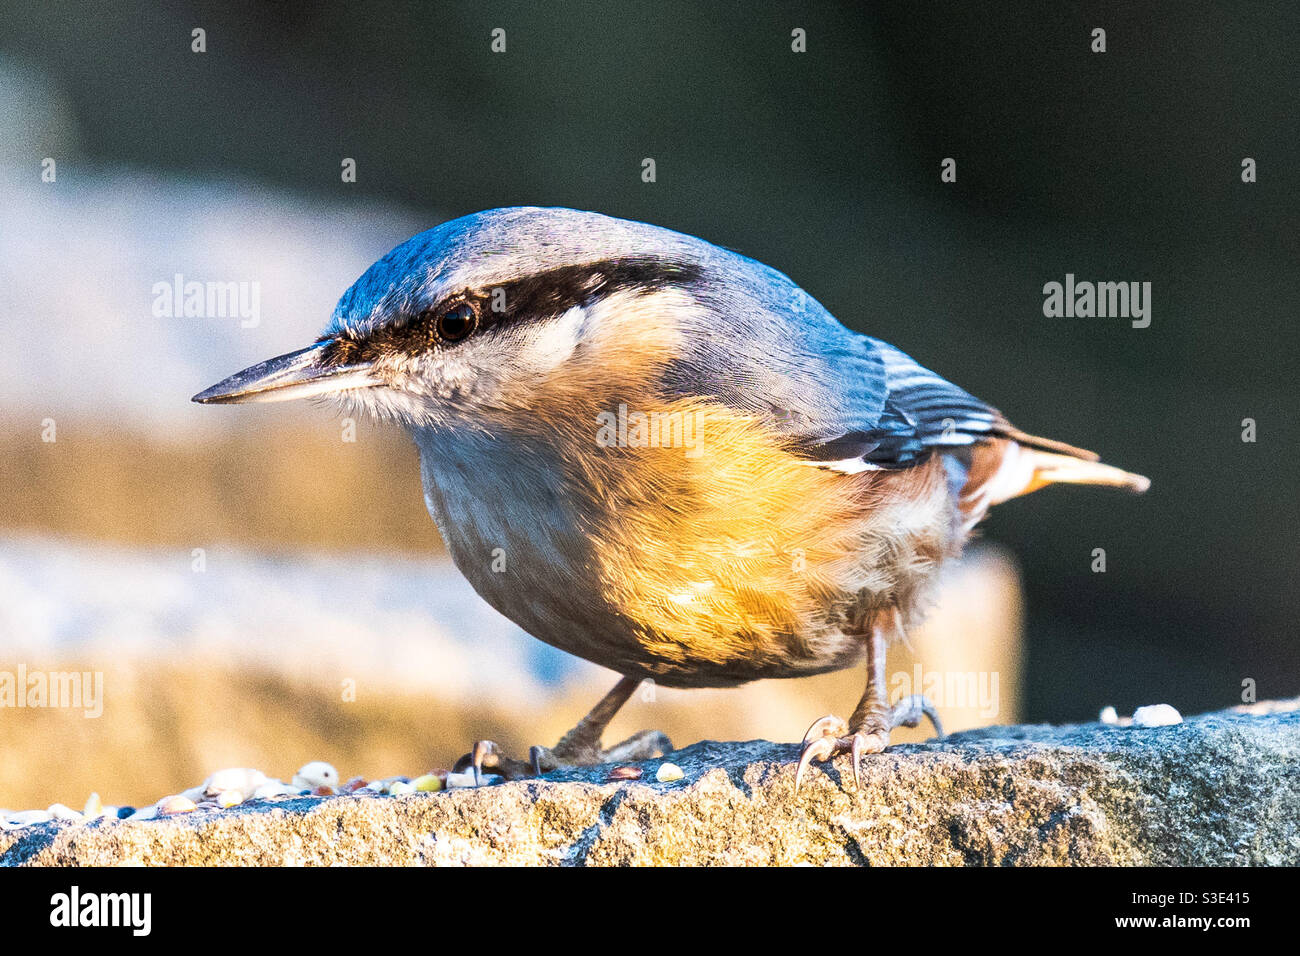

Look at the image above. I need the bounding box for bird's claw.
[891,693,945,736]
[795,715,885,792]
[794,723,841,791]
[793,696,943,792]
[800,713,850,747]
[471,739,495,785]
[452,739,533,783]
[454,729,674,783]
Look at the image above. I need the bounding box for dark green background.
[3,1,1296,720]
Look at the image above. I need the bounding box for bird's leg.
[454,676,673,783]
[795,609,944,791]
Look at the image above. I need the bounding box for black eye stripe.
[322,298,480,363]
[333,256,703,361]
[490,257,703,320]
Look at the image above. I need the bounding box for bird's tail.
[1016,448,1151,495]
[961,429,1149,514]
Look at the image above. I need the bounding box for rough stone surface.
[4,704,1297,866]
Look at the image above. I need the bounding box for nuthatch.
[195,207,1149,788]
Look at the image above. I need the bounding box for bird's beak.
[191,341,381,405]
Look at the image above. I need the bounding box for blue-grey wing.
[670,246,1016,468]
[782,332,1099,473]
[796,337,1004,467]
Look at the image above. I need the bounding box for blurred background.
[0,1,1296,809]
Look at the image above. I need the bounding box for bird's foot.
[794,694,944,791]
[454,729,673,783]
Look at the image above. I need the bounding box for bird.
[193,206,1149,789]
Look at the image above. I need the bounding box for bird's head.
[192,207,731,432]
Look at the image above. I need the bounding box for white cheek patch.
[521,305,586,371]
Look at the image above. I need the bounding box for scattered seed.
[607,766,642,781]
[655,762,684,783]
[292,761,339,790]
[252,781,306,800]
[158,795,197,816]
[6,810,53,827]
[444,771,502,788]
[6,760,523,825]
[204,768,268,797]
[412,774,442,792]
[47,803,82,822]
[1133,704,1183,727]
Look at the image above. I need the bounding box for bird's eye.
[436,302,477,343]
